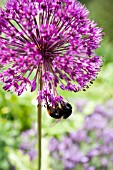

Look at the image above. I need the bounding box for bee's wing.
[49,116,64,127]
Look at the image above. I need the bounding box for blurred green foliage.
[79,0,113,64]
[0,90,36,131]
[0,90,37,169]
[0,0,4,7]
[0,119,20,170]
[87,0,113,42]
[7,148,37,170]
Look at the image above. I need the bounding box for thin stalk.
[37,72,42,170]
[37,103,42,170]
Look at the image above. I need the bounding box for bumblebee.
[47,102,72,119]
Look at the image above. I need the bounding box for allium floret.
[0,0,103,106]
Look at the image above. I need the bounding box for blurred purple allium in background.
[19,99,113,169]
[75,98,88,112]
[20,125,37,160]
[0,0,103,106]
[48,99,113,169]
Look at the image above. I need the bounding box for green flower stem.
[37,73,42,170]
[37,103,42,170]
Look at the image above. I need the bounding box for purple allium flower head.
[0,0,103,105]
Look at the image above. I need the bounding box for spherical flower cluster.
[0,0,103,105]
[48,99,113,169]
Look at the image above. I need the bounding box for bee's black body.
[47,102,72,119]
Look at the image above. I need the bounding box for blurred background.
[0,0,113,169]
